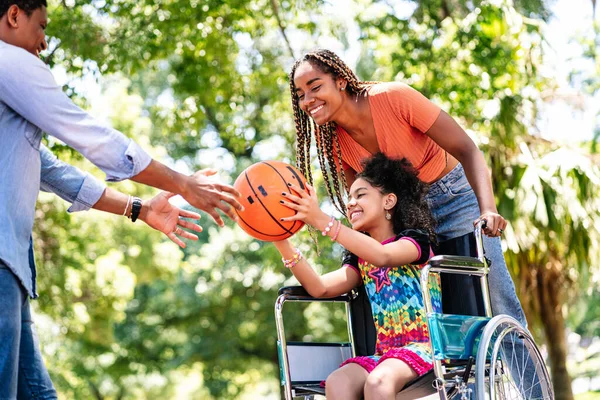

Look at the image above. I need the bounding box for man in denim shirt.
[0,1,243,398]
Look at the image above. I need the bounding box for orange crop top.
[336,82,445,183]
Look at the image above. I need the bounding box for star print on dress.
[368,267,392,293]
[339,230,442,378]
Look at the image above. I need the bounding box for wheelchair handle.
[474,219,486,263]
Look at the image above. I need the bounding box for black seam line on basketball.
[235,210,290,237]
[245,168,294,234]
[286,166,305,190]
[235,202,288,237]
[261,162,303,233]
[235,175,277,236]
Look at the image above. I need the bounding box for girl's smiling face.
[347,178,395,232]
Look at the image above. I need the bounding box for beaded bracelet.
[282,248,303,269]
[122,195,132,217]
[331,220,342,241]
[321,216,335,236]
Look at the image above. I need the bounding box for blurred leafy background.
[32,0,599,398]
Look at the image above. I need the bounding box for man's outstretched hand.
[131,161,243,227]
[140,192,202,248]
[181,168,243,227]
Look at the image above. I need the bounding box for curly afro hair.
[357,153,437,245]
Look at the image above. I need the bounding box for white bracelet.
[321,216,335,236]
[122,195,132,217]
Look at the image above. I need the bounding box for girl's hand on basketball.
[474,211,507,237]
[280,184,328,227]
[141,192,203,248]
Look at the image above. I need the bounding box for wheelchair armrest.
[278,286,351,302]
[428,255,485,273]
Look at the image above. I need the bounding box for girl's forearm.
[307,212,417,267]
[273,241,330,298]
[333,224,417,267]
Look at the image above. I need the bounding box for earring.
[341,86,345,91]
[385,210,392,220]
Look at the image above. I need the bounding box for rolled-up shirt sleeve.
[0,45,152,181]
[40,145,106,212]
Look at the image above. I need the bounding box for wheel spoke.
[475,316,553,400]
[520,333,527,394]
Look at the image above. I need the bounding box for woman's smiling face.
[293,61,346,125]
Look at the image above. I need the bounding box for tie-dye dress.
[341,229,442,376]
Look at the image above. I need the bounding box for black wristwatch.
[130,197,143,222]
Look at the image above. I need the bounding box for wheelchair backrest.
[436,232,486,317]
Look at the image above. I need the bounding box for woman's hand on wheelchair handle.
[474,211,507,237]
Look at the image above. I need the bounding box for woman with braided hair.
[289,49,527,330]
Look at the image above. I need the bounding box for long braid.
[333,127,348,195]
[289,49,375,216]
[289,72,313,185]
[321,123,348,215]
[314,121,343,214]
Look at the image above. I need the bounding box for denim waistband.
[426,163,466,197]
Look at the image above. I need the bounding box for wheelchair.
[275,221,554,399]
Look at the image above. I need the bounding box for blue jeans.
[0,263,57,400]
[425,163,527,326]
[426,164,540,395]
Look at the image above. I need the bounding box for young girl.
[274,153,441,400]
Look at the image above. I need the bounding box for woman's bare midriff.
[431,153,459,183]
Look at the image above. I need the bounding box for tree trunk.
[537,263,574,400]
[88,380,104,400]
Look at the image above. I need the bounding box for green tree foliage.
[31,0,599,398]
[45,0,322,164]
[355,1,600,397]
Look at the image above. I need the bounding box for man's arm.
[1,46,242,224]
[1,48,151,181]
[39,146,202,248]
[132,161,242,226]
[91,189,202,248]
[39,145,106,212]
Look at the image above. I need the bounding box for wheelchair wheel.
[475,315,554,400]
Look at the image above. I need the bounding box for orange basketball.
[234,160,309,241]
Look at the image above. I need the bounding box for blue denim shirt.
[0,40,152,298]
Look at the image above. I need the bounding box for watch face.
[131,197,142,221]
